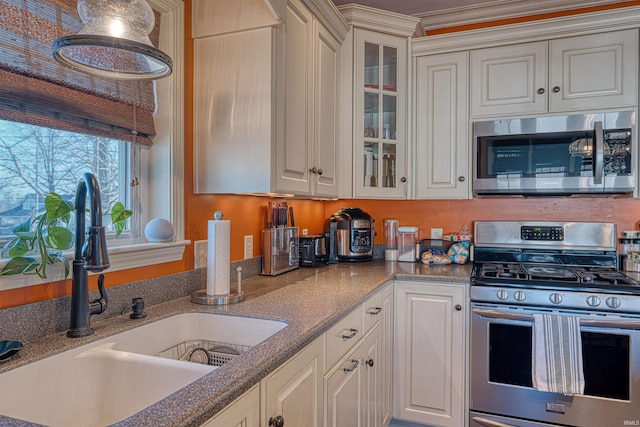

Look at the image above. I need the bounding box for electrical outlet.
[244,235,253,259]
[302,228,309,236]
[194,240,208,268]
[430,228,443,240]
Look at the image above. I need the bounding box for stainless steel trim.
[473,220,616,250]
[473,308,640,330]
[594,121,604,184]
[472,417,517,427]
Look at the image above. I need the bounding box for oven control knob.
[497,290,509,300]
[606,297,621,309]
[549,293,563,304]
[586,295,601,307]
[514,291,526,302]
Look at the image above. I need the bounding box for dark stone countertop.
[0,260,471,426]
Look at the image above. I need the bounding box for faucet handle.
[89,274,108,315]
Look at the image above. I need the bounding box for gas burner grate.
[479,263,528,280]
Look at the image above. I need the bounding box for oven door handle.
[593,120,604,185]
[471,416,517,427]
[473,308,640,330]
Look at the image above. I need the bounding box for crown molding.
[418,0,624,32]
[412,5,640,56]
[338,3,422,38]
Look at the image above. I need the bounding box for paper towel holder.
[191,266,245,305]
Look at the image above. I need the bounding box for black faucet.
[67,172,110,338]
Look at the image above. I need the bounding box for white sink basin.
[0,312,287,426]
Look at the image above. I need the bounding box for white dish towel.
[532,313,585,396]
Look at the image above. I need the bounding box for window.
[0,0,186,291]
[0,120,134,243]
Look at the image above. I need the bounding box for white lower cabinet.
[201,283,394,427]
[393,280,467,427]
[264,337,325,427]
[202,384,260,427]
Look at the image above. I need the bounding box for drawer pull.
[367,307,382,315]
[343,359,359,372]
[341,328,358,339]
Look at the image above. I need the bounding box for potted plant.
[0,192,132,279]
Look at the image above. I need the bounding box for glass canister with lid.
[398,226,418,262]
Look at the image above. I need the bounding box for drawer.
[363,290,382,334]
[325,304,364,371]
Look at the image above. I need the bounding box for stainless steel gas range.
[470,221,640,427]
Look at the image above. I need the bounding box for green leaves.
[44,192,73,223]
[0,192,131,279]
[109,202,133,238]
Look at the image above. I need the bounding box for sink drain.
[156,340,250,366]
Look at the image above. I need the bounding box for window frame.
[0,0,187,292]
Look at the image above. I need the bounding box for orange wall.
[2,1,640,310]
[325,197,640,245]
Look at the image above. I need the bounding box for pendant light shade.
[52,0,173,80]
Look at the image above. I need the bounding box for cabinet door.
[470,42,547,117]
[415,52,470,200]
[354,29,408,199]
[549,29,638,112]
[393,281,466,427]
[277,0,313,194]
[363,324,382,427]
[380,283,393,427]
[264,338,324,427]
[201,384,259,427]
[325,343,364,427]
[313,22,341,198]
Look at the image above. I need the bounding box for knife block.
[261,227,300,276]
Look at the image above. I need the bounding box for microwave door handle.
[593,121,604,185]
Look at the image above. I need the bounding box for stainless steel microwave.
[472,111,636,196]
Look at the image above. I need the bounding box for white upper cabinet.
[471,29,638,118]
[276,0,342,197]
[470,42,547,117]
[549,30,638,112]
[415,52,470,199]
[193,0,347,196]
[337,5,420,199]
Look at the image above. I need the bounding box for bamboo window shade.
[0,0,161,145]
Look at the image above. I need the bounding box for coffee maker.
[324,208,374,262]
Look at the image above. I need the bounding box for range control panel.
[521,225,564,241]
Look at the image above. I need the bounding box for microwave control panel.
[521,226,564,241]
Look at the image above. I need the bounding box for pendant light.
[52,0,173,80]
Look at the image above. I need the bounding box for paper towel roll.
[207,217,230,296]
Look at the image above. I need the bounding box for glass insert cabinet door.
[355,29,407,198]
[363,42,397,188]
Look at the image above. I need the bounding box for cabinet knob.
[553,86,561,93]
[400,177,407,183]
[537,88,545,95]
[317,168,323,176]
[269,415,285,427]
[457,176,465,182]
[309,167,318,174]
[366,358,374,367]
[455,304,462,311]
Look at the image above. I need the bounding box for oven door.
[470,303,640,427]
